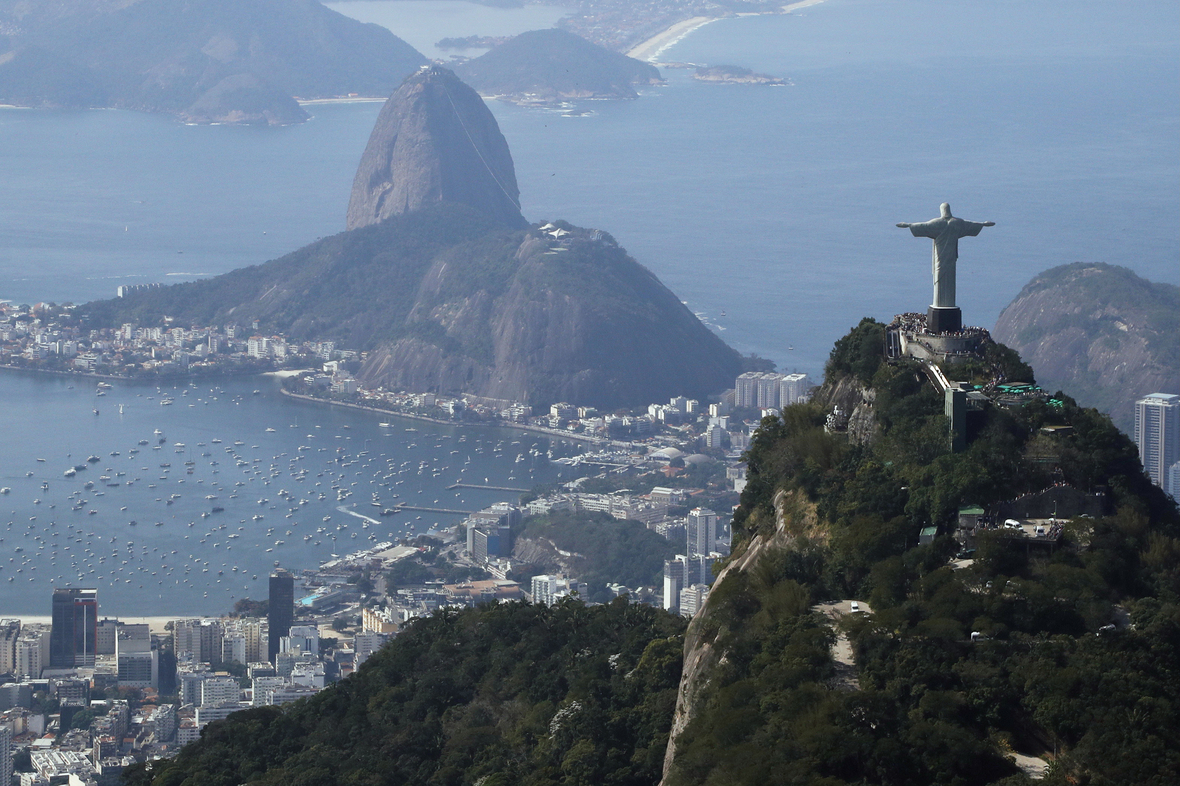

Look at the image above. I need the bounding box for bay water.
[0,372,562,615]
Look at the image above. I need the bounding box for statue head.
[940,203,952,218]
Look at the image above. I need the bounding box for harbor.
[0,372,573,616]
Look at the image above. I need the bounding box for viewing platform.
[887,312,989,365]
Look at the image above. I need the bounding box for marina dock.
[445,483,529,493]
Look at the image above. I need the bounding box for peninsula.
[84,66,743,409]
[0,0,427,123]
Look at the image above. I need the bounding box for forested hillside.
[124,600,685,786]
[85,203,742,409]
[453,29,662,103]
[661,318,1180,785]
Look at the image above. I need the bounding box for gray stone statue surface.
[897,203,994,309]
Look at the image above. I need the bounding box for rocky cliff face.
[347,66,526,230]
[660,489,821,785]
[993,263,1179,431]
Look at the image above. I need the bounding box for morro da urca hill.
[993,263,1179,431]
[89,203,742,410]
[453,28,663,104]
[0,0,427,124]
[347,66,527,231]
[353,218,742,409]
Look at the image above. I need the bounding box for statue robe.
[906,216,988,309]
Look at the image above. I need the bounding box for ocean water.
[491,0,1180,373]
[0,373,563,616]
[0,104,375,304]
[0,0,1176,615]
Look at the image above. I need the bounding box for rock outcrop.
[993,263,1179,431]
[346,66,526,231]
[660,488,820,785]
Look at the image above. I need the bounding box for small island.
[436,35,513,50]
[693,64,785,85]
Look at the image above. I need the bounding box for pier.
[340,502,476,518]
[445,483,529,492]
[390,503,477,515]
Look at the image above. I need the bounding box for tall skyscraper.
[268,570,295,663]
[0,619,20,676]
[49,588,98,669]
[663,559,686,613]
[1134,393,1180,494]
[0,722,13,786]
[686,508,718,558]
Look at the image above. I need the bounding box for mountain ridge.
[993,262,1179,431]
[0,0,427,123]
[453,28,663,104]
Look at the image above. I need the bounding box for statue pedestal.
[927,306,962,334]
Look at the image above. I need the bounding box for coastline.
[0,362,622,448]
[279,388,615,447]
[782,0,828,12]
[0,362,278,384]
[17,616,185,635]
[626,0,827,63]
[296,96,387,106]
[627,16,718,62]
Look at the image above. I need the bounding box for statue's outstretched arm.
[896,223,912,228]
[983,221,995,227]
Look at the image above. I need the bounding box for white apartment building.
[1135,393,1180,496]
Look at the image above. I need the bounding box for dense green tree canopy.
[668,338,1180,786]
[125,599,685,786]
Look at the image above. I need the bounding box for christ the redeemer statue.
[897,202,994,334]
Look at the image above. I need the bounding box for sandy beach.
[626,0,827,63]
[626,16,719,62]
[16,616,180,635]
[782,0,828,12]
[296,96,387,106]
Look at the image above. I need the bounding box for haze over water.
[0,0,1175,617]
